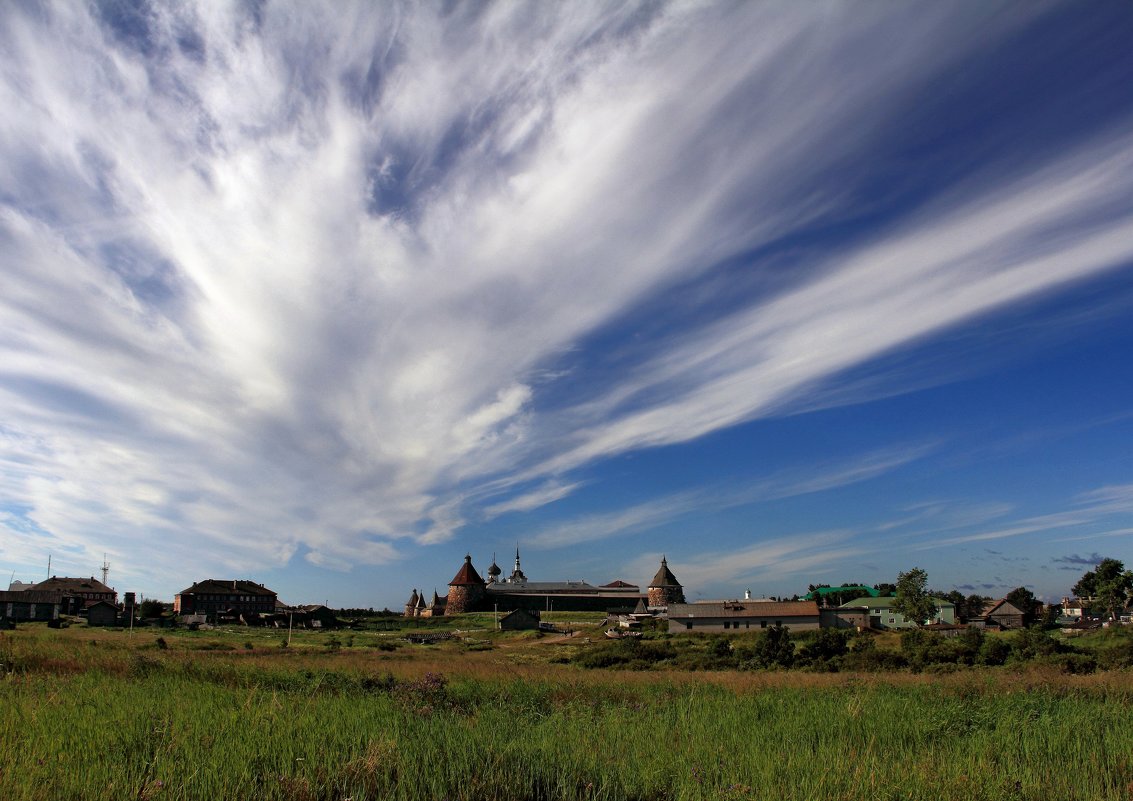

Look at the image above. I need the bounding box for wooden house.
[86,600,120,627]
[973,599,1025,630]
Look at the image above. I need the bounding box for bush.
[1054,653,1097,674]
[798,629,849,665]
[978,636,1011,666]
[742,625,795,669]
[840,647,907,672]
[1010,627,1063,662]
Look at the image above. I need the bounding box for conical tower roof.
[649,556,681,588]
[449,554,485,586]
[407,588,419,606]
[633,596,650,614]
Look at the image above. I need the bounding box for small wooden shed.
[499,608,541,631]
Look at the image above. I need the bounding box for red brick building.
[174,579,277,616]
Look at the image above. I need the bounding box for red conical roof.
[449,554,485,586]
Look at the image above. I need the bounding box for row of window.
[684,619,780,630]
[194,594,268,602]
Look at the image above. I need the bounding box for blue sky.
[1,2,1131,608]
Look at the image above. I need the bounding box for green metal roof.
[803,585,880,600]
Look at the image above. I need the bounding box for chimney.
[744,589,751,600]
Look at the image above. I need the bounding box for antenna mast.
[101,554,110,586]
[47,554,51,580]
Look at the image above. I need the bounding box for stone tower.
[404,588,420,617]
[446,554,487,614]
[647,556,685,607]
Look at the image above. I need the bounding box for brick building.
[174,579,277,616]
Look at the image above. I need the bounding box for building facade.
[0,590,65,623]
[837,596,956,629]
[667,600,821,633]
[173,580,277,616]
[33,576,116,612]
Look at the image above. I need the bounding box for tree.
[965,594,992,622]
[892,568,938,626]
[138,599,166,619]
[1073,558,1133,621]
[1004,587,1039,626]
[749,624,795,669]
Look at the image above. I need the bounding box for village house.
[837,596,956,629]
[173,579,277,617]
[667,600,821,633]
[971,598,1025,630]
[0,590,66,624]
[820,606,871,630]
[1061,597,1088,621]
[32,576,116,614]
[86,599,120,627]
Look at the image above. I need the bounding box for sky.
[1,1,1131,609]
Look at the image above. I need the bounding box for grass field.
[2,623,1132,800]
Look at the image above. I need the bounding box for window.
[760,621,767,628]
[685,622,692,630]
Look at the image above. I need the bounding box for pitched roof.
[0,590,70,604]
[449,555,485,586]
[668,600,820,619]
[602,580,639,589]
[177,579,277,597]
[633,596,650,614]
[980,599,1024,618]
[34,576,114,594]
[649,557,681,588]
[838,596,955,609]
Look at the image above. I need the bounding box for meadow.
[2,622,1132,801]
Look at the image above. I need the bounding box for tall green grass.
[2,628,1132,800]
